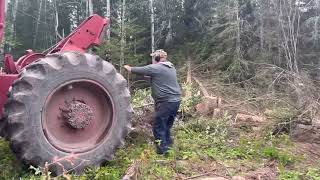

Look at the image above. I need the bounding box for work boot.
[155,144,169,155]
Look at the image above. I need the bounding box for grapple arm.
[45,15,109,54]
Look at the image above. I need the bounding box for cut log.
[193,77,210,97]
[121,161,138,180]
[213,108,222,117]
[193,77,224,117]
[196,96,221,115]
[187,60,192,84]
[185,60,192,98]
[235,113,265,123]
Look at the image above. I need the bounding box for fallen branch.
[186,60,192,98]
[183,172,228,180]
[133,103,154,109]
[193,77,210,97]
[129,80,149,88]
[310,147,320,157]
[187,60,192,84]
[122,161,139,180]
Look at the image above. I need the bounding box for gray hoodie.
[131,61,181,104]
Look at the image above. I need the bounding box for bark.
[120,0,126,73]
[164,19,173,47]
[235,0,241,61]
[33,0,43,49]
[54,0,62,40]
[278,0,300,73]
[88,0,93,16]
[193,77,209,97]
[106,0,111,40]
[186,60,192,98]
[314,0,319,48]
[12,0,19,39]
[150,0,155,53]
[4,0,7,13]
[260,5,264,50]
[0,0,8,66]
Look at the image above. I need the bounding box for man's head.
[150,49,167,63]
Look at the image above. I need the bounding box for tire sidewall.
[9,53,131,170]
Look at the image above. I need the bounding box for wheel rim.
[42,79,114,153]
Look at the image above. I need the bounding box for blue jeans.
[153,101,180,154]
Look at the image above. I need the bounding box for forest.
[1,0,320,179]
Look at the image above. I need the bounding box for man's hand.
[123,65,132,72]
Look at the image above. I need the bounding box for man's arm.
[124,64,156,76]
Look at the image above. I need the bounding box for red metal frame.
[0,74,18,117]
[0,0,110,118]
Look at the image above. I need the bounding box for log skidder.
[0,3,132,174]
[2,52,133,174]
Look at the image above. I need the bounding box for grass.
[1,115,319,179]
[0,138,24,178]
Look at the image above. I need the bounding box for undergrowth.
[279,167,320,180]
[0,138,23,178]
[0,93,319,179]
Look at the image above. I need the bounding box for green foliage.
[265,105,299,135]
[263,146,295,166]
[2,26,22,49]
[278,167,320,180]
[179,83,201,115]
[85,166,122,180]
[220,136,297,167]
[0,138,22,179]
[265,106,298,121]
[0,115,316,179]
[173,115,299,167]
[131,88,152,108]
[176,116,236,160]
[279,170,302,180]
[226,60,253,82]
[306,168,320,180]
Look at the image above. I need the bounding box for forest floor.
[1,72,320,179]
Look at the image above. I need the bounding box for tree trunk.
[12,0,19,40]
[235,0,241,61]
[260,5,264,51]
[165,19,173,47]
[4,0,7,13]
[120,0,126,73]
[186,60,192,98]
[33,0,43,49]
[88,0,93,16]
[314,0,319,48]
[106,0,111,40]
[150,0,155,55]
[0,0,8,67]
[54,0,62,40]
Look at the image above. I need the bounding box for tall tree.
[33,0,43,49]
[120,0,126,73]
[54,0,62,40]
[106,0,111,40]
[150,0,155,53]
[88,0,93,15]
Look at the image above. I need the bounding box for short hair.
[150,49,167,58]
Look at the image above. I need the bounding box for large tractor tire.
[2,52,133,175]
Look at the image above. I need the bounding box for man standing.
[124,49,181,154]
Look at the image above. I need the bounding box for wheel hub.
[60,100,94,129]
[42,80,114,153]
